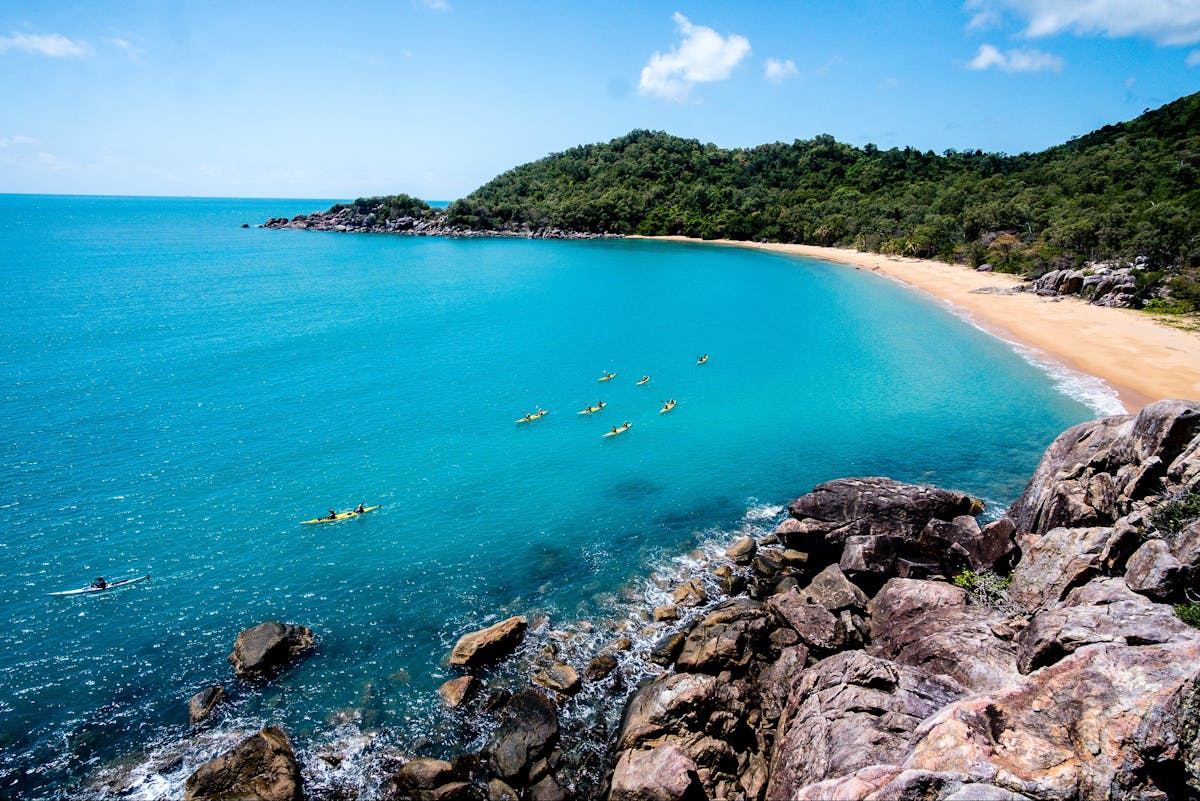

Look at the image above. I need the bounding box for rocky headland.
[114,400,1200,800]
[262,204,619,241]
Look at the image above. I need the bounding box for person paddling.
[90,577,107,590]
[355,503,365,514]
[327,509,337,520]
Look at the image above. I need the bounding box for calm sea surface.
[0,195,1110,798]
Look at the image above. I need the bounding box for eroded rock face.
[674,598,770,675]
[767,650,965,796]
[608,743,703,801]
[228,622,315,679]
[1010,401,1200,536]
[902,639,1200,800]
[867,578,1020,694]
[449,617,528,669]
[183,726,301,801]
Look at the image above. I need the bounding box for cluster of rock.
[1026,258,1151,308]
[168,399,1200,801]
[604,398,1200,800]
[261,206,619,240]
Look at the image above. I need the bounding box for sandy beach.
[644,237,1200,413]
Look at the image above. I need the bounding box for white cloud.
[968,43,1064,72]
[639,12,751,102]
[0,32,89,58]
[416,0,450,10]
[968,0,1200,46]
[1188,49,1200,66]
[964,0,1002,29]
[105,37,146,61]
[879,76,902,90]
[764,57,798,83]
[0,135,37,147]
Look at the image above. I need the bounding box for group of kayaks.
[515,355,706,437]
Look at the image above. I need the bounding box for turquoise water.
[0,195,1102,798]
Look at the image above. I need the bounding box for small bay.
[0,195,1099,797]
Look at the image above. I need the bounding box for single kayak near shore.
[47,574,150,597]
[302,505,380,524]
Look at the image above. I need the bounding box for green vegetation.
[330,194,432,223]
[445,92,1200,306]
[952,568,1014,611]
[1176,601,1200,628]
[1149,488,1200,535]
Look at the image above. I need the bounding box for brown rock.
[671,579,708,607]
[533,661,581,696]
[675,597,770,675]
[184,726,301,801]
[438,675,482,709]
[1125,538,1184,600]
[448,616,528,668]
[609,742,703,801]
[228,622,315,679]
[800,564,868,612]
[483,690,559,783]
[188,685,226,725]
[1008,524,1139,611]
[653,604,680,622]
[766,588,844,652]
[586,652,618,680]
[725,536,757,565]
[616,672,725,750]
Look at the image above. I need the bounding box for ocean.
[0,195,1114,799]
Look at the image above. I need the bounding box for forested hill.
[446,92,1200,276]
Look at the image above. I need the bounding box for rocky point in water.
[103,400,1200,800]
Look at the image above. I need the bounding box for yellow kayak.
[636,376,651,385]
[697,355,708,364]
[516,409,548,423]
[603,423,632,437]
[302,505,380,524]
[598,372,617,382]
[660,400,677,413]
[578,402,607,415]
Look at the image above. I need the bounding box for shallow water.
[0,195,1104,798]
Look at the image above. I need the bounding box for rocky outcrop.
[228,622,315,679]
[184,726,302,801]
[1029,260,1145,308]
[263,205,619,241]
[449,616,528,668]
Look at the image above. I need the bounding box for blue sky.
[2,0,1198,200]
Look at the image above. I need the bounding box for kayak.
[660,400,677,413]
[636,376,651,385]
[578,402,607,415]
[47,574,150,597]
[516,409,548,423]
[603,423,632,437]
[598,372,617,382]
[302,505,380,524]
[697,355,709,364]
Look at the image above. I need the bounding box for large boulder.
[1111,667,1200,799]
[783,477,982,558]
[674,598,770,675]
[448,616,528,668]
[867,578,1020,694]
[616,673,726,751]
[608,742,704,801]
[183,726,301,801]
[1006,524,1139,612]
[228,622,315,679]
[483,690,559,784]
[766,651,965,796]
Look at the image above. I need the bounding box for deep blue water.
[0,195,1106,798]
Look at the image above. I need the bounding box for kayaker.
[355,503,365,514]
[327,509,337,520]
[91,577,107,589]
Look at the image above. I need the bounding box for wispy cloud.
[0,135,38,147]
[968,43,1064,72]
[639,13,751,102]
[879,76,902,90]
[0,32,90,58]
[415,0,450,10]
[105,36,146,61]
[966,0,1200,46]
[1188,49,1200,66]
[764,57,798,83]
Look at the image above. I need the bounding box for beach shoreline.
[639,236,1200,413]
